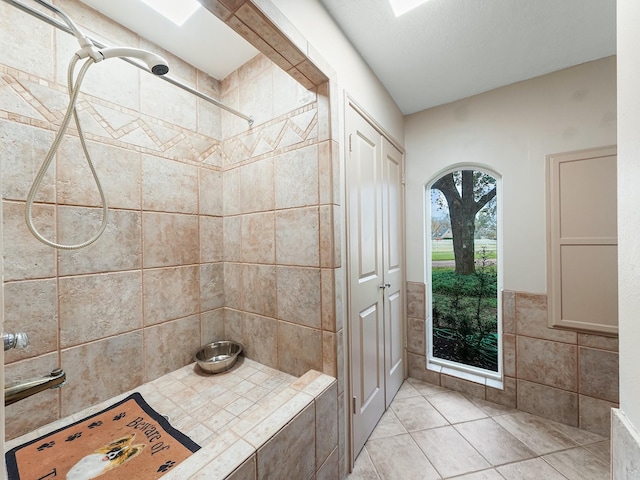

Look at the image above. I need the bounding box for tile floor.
[347,378,610,480]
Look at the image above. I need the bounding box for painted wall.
[617,0,640,436]
[404,56,617,294]
[270,0,404,143]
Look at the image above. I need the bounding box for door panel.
[382,139,404,406]
[347,107,386,458]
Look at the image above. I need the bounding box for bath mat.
[5,392,200,480]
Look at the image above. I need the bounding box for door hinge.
[352,396,357,414]
[349,134,353,153]
[401,171,406,185]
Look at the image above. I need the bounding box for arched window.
[426,167,502,381]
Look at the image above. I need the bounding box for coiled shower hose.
[25,53,108,250]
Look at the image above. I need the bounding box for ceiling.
[79,0,258,81]
[318,0,617,114]
[78,0,617,116]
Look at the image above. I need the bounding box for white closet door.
[382,138,404,407]
[346,106,386,459]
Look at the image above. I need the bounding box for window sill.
[427,359,503,390]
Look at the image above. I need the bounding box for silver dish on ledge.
[194,340,243,374]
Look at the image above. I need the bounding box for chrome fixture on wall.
[5,369,66,406]
[3,332,29,351]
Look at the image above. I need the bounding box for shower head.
[97,47,169,75]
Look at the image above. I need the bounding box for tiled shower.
[0,0,343,460]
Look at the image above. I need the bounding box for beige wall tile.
[406,281,426,320]
[272,67,317,119]
[224,262,243,310]
[441,374,486,399]
[224,308,244,346]
[5,353,60,440]
[322,331,337,379]
[319,205,334,268]
[278,321,322,377]
[224,215,242,262]
[144,315,201,382]
[241,158,274,214]
[579,395,616,437]
[198,96,223,139]
[503,333,516,378]
[515,292,577,343]
[316,447,338,480]
[316,381,338,469]
[243,313,278,369]
[144,265,199,325]
[407,317,426,355]
[276,207,319,266]
[58,207,142,275]
[517,336,577,391]
[143,212,199,268]
[141,71,196,131]
[579,347,619,402]
[407,352,441,385]
[59,271,142,348]
[486,376,517,408]
[4,279,57,363]
[0,2,54,79]
[318,141,333,206]
[256,404,315,479]
[242,212,275,263]
[578,333,619,352]
[276,266,321,328]
[201,262,225,311]
[199,168,223,216]
[3,201,56,281]
[200,215,223,263]
[226,454,257,480]
[57,138,141,210]
[503,290,516,334]
[61,332,144,416]
[223,167,242,216]
[201,309,225,344]
[517,379,579,426]
[142,155,199,214]
[321,268,336,332]
[56,32,140,111]
[242,264,276,317]
[274,144,319,209]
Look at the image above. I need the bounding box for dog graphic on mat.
[66,433,145,479]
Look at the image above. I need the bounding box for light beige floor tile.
[467,396,518,417]
[412,426,490,478]
[369,408,408,440]
[449,469,505,479]
[497,458,567,479]
[366,434,440,480]
[493,412,578,455]
[407,377,450,396]
[394,381,421,399]
[584,440,611,464]
[429,392,488,424]
[543,446,609,480]
[543,416,606,446]
[391,395,448,432]
[348,448,381,480]
[454,418,536,466]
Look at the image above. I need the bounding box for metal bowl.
[194,341,243,374]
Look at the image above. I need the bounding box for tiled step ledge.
[5,358,338,479]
